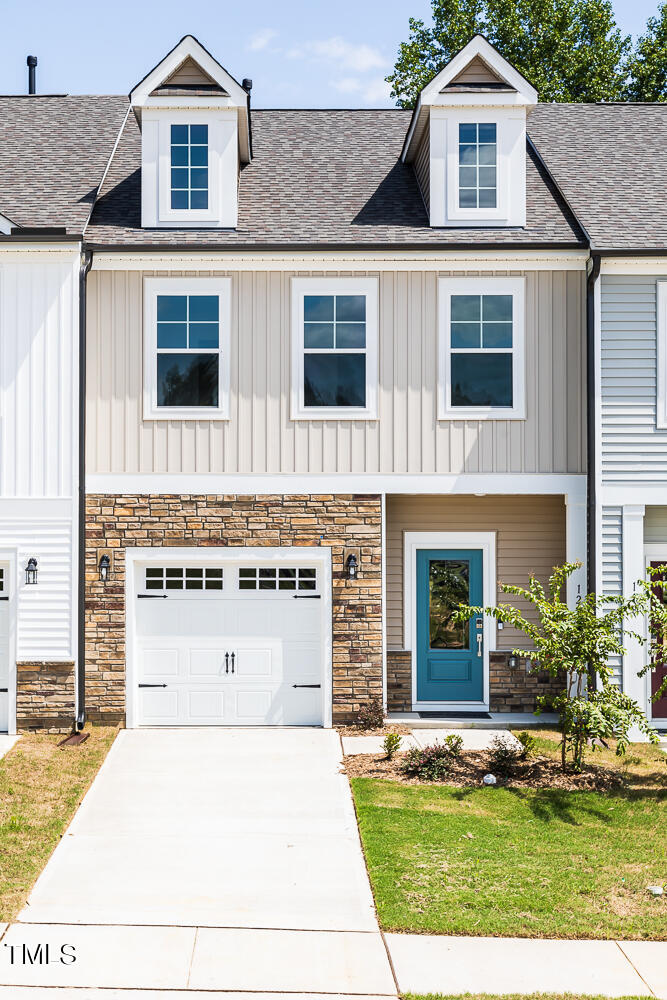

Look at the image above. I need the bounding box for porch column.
[622,504,648,709]
[564,492,587,609]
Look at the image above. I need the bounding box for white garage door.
[0,565,9,733]
[134,560,324,727]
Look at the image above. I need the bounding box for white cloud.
[332,77,363,94]
[247,29,278,52]
[362,76,392,103]
[289,36,386,73]
[331,74,392,105]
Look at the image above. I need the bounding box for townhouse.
[0,33,663,733]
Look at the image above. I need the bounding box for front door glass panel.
[428,559,470,650]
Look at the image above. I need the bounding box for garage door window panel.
[238,567,317,592]
[144,567,224,592]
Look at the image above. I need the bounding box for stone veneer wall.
[85,494,382,725]
[17,661,75,732]
[385,650,563,714]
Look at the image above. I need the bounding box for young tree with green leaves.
[387,0,630,108]
[454,562,666,771]
[625,2,667,101]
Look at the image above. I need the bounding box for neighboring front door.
[650,561,667,719]
[416,549,484,703]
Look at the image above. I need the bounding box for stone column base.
[16,661,75,733]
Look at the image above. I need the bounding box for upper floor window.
[170,124,208,210]
[143,277,231,421]
[458,123,496,210]
[291,278,378,420]
[438,277,525,420]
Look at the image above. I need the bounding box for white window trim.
[291,277,379,421]
[403,531,496,711]
[143,276,231,421]
[438,275,526,420]
[656,281,667,429]
[158,112,219,225]
[448,114,505,223]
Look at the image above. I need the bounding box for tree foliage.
[625,2,667,100]
[454,562,666,771]
[387,0,631,107]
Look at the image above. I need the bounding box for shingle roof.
[0,96,128,235]
[87,108,586,248]
[528,103,667,251]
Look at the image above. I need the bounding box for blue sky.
[0,0,661,105]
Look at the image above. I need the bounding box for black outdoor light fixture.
[99,553,111,584]
[508,654,518,670]
[345,552,358,580]
[25,558,38,585]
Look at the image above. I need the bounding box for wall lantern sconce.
[345,552,358,581]
[25,558,38,585]
[508,654,518,670]
[99,553,111,584]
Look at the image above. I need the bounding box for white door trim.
[644,544,667,723]
[404,531,496,711]
[125,546,333,729]
[0,550,18,735]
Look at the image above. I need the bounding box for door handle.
[231,652,235,674]
[225,652,229,674]
[476,633,483,658]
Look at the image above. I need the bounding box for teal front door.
[416,549,484,703]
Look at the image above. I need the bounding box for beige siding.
[164,57,216,87]
[450,56,503,85]
[87,268,586,475]
[386,494,566,650]
[414,131,430,213]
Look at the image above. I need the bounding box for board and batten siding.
[600,505,623,687]
[87,268,585,476]
[386,494,566,651]
[600,275,667,485]
[0,254,79,497]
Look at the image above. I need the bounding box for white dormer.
[402,36,537,228]
[130,35,251,229]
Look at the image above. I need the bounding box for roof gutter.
[586,251,601,598]
[76,249,93,731]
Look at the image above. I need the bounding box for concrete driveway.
[20,728,377,931]
[5,729,397,996]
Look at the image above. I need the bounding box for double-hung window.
[458,123,496,209]
[170,124,208,210]
[438,277,525,419]
[144,277,231,420]
[291,278,378,419]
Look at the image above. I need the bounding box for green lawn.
[403,995,653,1000]
[351,745,666,939]
[0,726,118,921]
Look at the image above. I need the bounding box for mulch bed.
[343,749,626,791]
[336,724,413,737]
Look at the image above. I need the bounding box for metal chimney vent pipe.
[27,55,37,94]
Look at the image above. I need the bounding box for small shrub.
[399,738,461,781]
[515,730,537,759]
[441,733,463,758]
[356,697,384,730]
[383,732,402,759]
[489,733,522,776]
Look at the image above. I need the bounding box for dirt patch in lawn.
[344,746,665,792]
[336,723,413,737]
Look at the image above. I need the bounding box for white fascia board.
[420,35,538,106]
[140,95,236,110]
[430,92,534,108]
[601,257,667,275]
[90,250,588,272]
[87,472,586,499]
[130,35,249,108]
[0,243,81,256]
[600,484,667,505]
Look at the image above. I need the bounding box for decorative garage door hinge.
[292,684,321,688]
[137,594,168,599]
[138,683,168,688]
[293,594,321,599]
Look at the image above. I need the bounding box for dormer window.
[170,124,208,210]
[130,34,251,230]
[459,123,496,209]
[401,35,537,229]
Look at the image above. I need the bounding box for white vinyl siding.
[87,268,586,476]
[600,275,667,484]
[600,506,623,687]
